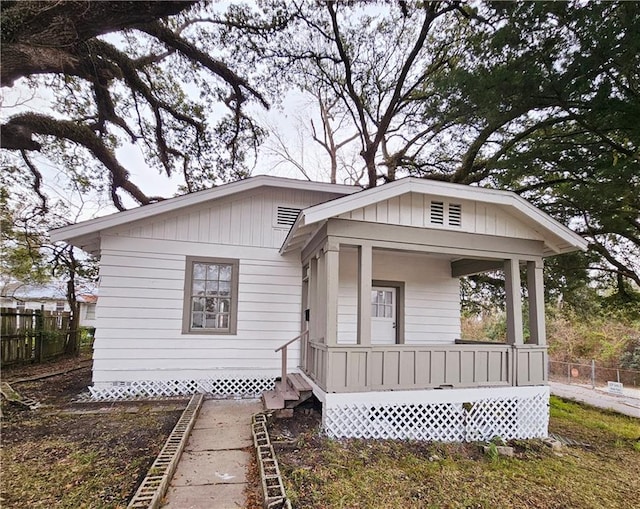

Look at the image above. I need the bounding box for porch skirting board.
[322,386,549,442]
[87,377,276,400]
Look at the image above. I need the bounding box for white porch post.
[527,259,546,346]
[357,243,372,346]
[504,258,524,345]
[324,238,340,346]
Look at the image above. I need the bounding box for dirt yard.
[270,398,640,509]
[1,356,184,508]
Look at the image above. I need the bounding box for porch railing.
[304,341,547,393]
[275,330,309,388]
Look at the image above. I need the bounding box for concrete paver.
[161,398,263,509]
[163,484,247,509]
[186,424,253,451]
[170,449,250,486]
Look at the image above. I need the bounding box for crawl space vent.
[276,206,301,227]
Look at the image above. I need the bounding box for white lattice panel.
[88,377,275,400]
[324,389,549,442]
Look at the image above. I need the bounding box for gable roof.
[50,175,358,253]
[280,177,588,256]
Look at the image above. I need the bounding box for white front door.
[371,286,396,345]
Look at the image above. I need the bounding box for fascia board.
[50,175,357,243]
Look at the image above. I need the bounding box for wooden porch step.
[275,381,300,402]
[262,373,314,412]
[262,390,285,410]
[287,372,312,393]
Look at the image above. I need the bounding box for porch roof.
[280,178,588,257]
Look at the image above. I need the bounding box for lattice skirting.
[88,377,276,400]
[322,386,549,442]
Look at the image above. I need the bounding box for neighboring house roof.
[280,177,588,256]
[50,175,358,253]
[0,282,98,303]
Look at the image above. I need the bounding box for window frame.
[182,256,240,335]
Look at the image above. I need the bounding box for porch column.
[308,256,318,342]
[504,258,524,345]
[527,259,546,346]
[357,243,372,346]
[324,238,340,346]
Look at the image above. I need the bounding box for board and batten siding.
[110,187,343,248]
[91,187,343,386]
[338,193,544,241]
[337,249,460,345]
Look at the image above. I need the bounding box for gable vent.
[276,206,301,227]
[430,201,444,225]
[448,203,462,227]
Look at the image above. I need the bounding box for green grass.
[276,398,640,509]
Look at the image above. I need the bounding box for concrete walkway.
[549,381,640,418]
[162,399,262,509]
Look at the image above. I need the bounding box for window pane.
[193,263,206,280]
[371,292,378,305]
[218,281,231,296]
[204,298,217,312]
[371,303,378,317]
[192,297,205,312]
[219,299,230,313]
[205,281,219,295]
[219,265,232,281]
[385,305,392,318]
[218,314,229,328]
[191,312,204,328]
[204,313,218,328]
[192,280,205,295]
[386,291,393,305]
[206,264,219,280]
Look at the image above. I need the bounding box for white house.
[0,282,98,328]
[51,176,587,441]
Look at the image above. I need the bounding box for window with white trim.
[55,300,65,312]
[183,257,239,334]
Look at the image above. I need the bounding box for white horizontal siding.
[93,235,304,383]
[337,249,460,345]
[338,193,543,241]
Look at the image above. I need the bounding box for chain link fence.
[549,360,640,389]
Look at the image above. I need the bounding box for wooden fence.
[1,308,74,366]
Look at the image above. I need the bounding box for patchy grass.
[273,399,640,509]
[1,360,182,508]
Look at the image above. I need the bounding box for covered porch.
[296,218,548,395]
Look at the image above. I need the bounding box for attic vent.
[448,203,462,227]
[276,206,301,227]
[430,201,444,225]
